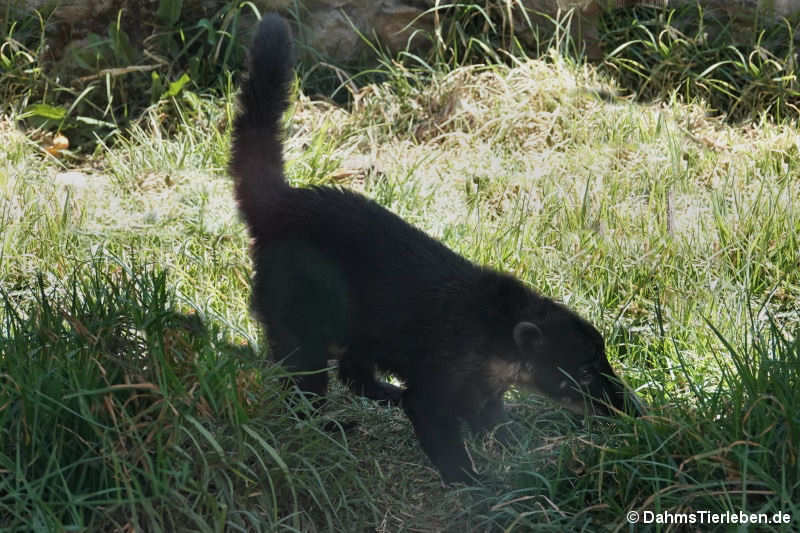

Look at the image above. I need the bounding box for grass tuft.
[601,4,800,121]
[0,259,386,531]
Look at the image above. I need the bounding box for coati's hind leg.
[253,241,348,405]
[338,355,404,405]
[267,321,329,403]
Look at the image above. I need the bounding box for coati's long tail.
[229,14,294,237]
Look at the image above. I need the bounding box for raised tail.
[229,13,294,238]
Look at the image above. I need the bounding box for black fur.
[231,14,637,484]
[229,14,293,235]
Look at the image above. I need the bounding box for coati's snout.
[511,309,642,417]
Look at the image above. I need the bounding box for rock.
[300,1,433,61]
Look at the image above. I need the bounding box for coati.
[230,14,637,484]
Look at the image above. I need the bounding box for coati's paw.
[440,465,483,486]
[373,381,405,405]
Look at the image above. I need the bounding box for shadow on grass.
[0,259,381,531]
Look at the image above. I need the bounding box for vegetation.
[1,1,799,531]
[601,4,800,121]
[1,0,255,149]
[4,1,800,153]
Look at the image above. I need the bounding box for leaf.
[164,73,191,98]
[197,18,214,44]
[23,104,67,120]
[150,71,165,103]
[74,116,117,128]
[185,415,224,456]
[108,22,135,65]
[157,0,183,27]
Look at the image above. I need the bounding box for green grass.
[5,0,800,166]
[2,44,800,531]
[601,4,800,121]
[1,1,255,151]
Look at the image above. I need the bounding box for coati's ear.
[513,321,542,352]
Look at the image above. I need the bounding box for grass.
[600,4,800,121]
[1,1,255,151]
[2,35,800,531]
[6,1,800,158]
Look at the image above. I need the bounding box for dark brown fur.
[230,14,638,483]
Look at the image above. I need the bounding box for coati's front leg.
[402,386,475,484]
[338,356,404,405]
[466,393,516,446]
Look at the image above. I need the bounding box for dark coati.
[231,14,638,483]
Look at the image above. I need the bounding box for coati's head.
[481,273,642,416]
